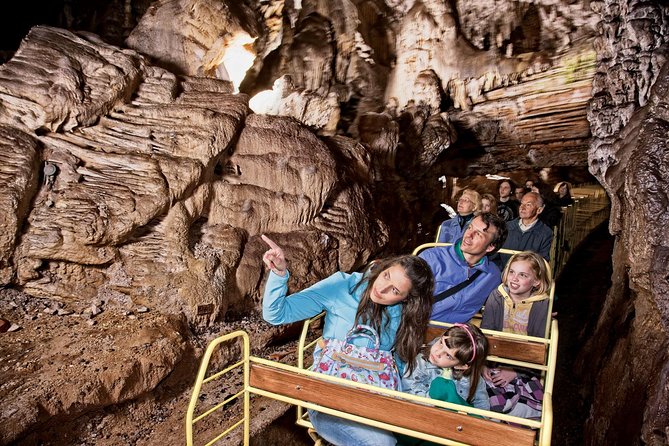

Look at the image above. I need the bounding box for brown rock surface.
[582,1,669,444]
[0,0,667,444]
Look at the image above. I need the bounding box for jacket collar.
[455,240,485,267]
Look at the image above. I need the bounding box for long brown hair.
[444,324,488,403]
[354,255,434,375]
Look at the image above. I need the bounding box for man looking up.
[497,179,519,222]
[420,213,508,323]
[495,191,553,269]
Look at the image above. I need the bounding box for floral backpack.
[313,324,400,390]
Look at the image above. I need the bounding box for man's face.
[499,182,511,199]
[461,216,497,257]
[519,194,543,221]
[514,187,525,201]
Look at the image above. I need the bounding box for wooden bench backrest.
[424,326,548,365]
[250,363,536,446]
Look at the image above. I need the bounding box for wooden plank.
[424,327,547,365]
[249,363,536,446]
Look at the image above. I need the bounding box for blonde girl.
[481,251,552,338]
[480,251,552,419]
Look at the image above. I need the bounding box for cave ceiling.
[1,1,669,445]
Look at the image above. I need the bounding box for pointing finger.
[261,234,281,250]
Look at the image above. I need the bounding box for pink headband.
[453,323,476,364]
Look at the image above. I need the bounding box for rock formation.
[584,1,669,444]
[0,0,667,444]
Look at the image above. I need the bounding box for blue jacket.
[419,242,502,323]
[263,270,405,372]
[436,214,474,243]
[401,352,490,410]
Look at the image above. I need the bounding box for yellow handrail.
[185,330,250,446]
[186,324,556,445]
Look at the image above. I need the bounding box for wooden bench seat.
[249,362,537,446]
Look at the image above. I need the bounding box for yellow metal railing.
[186,331,250,446]
[293,315,559,446]
[186,327,556,446]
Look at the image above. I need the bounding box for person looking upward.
[495,192,553,270]
[435,189,481,243]
[420,213,508,323]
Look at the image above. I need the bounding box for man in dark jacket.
[494,192,553,270]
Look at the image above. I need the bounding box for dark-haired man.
[497,179,519,222]
[420,213,508,323]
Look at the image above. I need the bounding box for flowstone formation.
[0,26,392,328]
[0,0,649,443]
[584,1,669,444]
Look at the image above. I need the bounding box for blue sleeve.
[262,270,339,325]
[471,376,491,410]
[539,230,553,260]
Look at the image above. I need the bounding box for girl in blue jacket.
[262,235,434,446]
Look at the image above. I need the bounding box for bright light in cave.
[249,89,279,114]
[220,33,256,93]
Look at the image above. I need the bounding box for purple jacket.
[419,242,502,323]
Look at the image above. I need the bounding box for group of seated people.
[259,183,567,445]
[437,179,574,270]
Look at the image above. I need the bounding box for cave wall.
[1,1,669,443]
[585,1,669,444]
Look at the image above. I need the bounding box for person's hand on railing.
[262,235,287,277]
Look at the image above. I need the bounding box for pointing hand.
[261,235,287,277]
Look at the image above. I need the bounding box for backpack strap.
[434,270,483,303]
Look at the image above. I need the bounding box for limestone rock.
[0,26,143,132]
[0,310,189,445]
[580,2,669,444]
[0,126,40,284]
[126,0,260,82]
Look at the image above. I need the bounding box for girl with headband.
[400,323,489,409]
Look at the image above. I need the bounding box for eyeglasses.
[458,197,473,204]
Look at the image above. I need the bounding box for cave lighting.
[220,33,256,93]
[249,89,280,114]
[249,76,291,115]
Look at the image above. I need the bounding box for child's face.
[507,260,541,299]
[481,198,491,213]
[428,336,466,369]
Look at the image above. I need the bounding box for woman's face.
[457,194,476,215]
[481,198,492,213]
[559,184,568,197]
[370,264,411,305]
